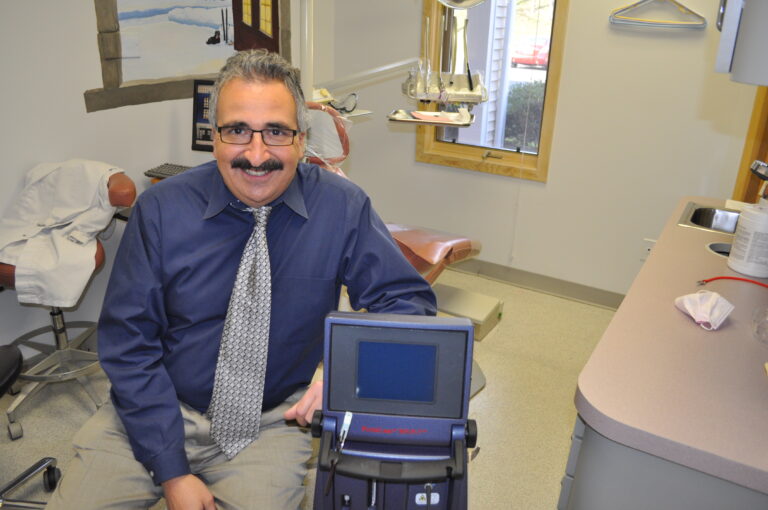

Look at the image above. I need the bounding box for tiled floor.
[0,269,614,508]
[434,270,614,509]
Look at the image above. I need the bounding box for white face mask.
[674,290,734,331]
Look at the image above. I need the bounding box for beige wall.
[0,2,213,343]
[0,0,757,346]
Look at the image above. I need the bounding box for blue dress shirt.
[97,161,436,484]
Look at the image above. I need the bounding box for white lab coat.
[0,159,124,307]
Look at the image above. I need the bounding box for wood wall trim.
[84,75,215,112]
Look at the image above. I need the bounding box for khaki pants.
[46,391,312,510]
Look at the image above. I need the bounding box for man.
[47,50,436,509]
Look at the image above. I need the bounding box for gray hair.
[208,49,309,134]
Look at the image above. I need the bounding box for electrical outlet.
[640,238,656,261]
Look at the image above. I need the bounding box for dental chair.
[305,102,502,342]
[0,165,136,440]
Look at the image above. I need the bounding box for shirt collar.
[202,162,309,220]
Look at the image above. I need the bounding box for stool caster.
[9,382,22,395]
[8,421,23,440]
[43,465,61,492]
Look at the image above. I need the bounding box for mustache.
[231,157,284,172]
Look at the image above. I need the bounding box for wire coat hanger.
[609,0,707,29]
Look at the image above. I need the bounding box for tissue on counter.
[674,290,734,331]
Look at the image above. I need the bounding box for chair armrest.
[387,224,481,266]
[386,224,482,285]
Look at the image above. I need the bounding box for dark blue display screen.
[356,341,437,403]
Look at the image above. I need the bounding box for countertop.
[575,196,768,494]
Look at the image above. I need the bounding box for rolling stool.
[0,344,61,509]
[1,172,136,440]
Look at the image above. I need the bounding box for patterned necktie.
[208,206,272,459]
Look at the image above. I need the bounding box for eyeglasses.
[217,125,298,146]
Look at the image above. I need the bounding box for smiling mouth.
[231,157,283,177]
[244,168,270,177]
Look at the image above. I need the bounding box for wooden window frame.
[732,87,768,202]
[415,0,569,182]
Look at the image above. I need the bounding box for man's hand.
[283,380,323,426]
[162,474,217,510]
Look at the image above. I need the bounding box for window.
[416,0,568,182]
[260,0,273,37]
[243,0,253,26]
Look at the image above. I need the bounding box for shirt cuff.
[145,448,191,485]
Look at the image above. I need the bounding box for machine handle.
[311,409,324,438]
[318,431,465,483]
[466,419,477,449]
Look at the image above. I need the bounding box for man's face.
[213,77,305,208]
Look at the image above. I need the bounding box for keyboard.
[144,163,191,180]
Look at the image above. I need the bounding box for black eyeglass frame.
[216,126,299,146]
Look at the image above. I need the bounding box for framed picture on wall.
[86,1,291,112]
[192,79,215,152]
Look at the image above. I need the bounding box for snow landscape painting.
[118,0,236,82]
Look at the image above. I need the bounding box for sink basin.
[678,202,740,234]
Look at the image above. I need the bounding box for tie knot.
[251,206,271,228]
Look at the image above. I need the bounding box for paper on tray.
[388,108,472,127]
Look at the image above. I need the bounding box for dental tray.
[388,107,473,127]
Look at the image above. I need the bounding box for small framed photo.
[192,79,215,152]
